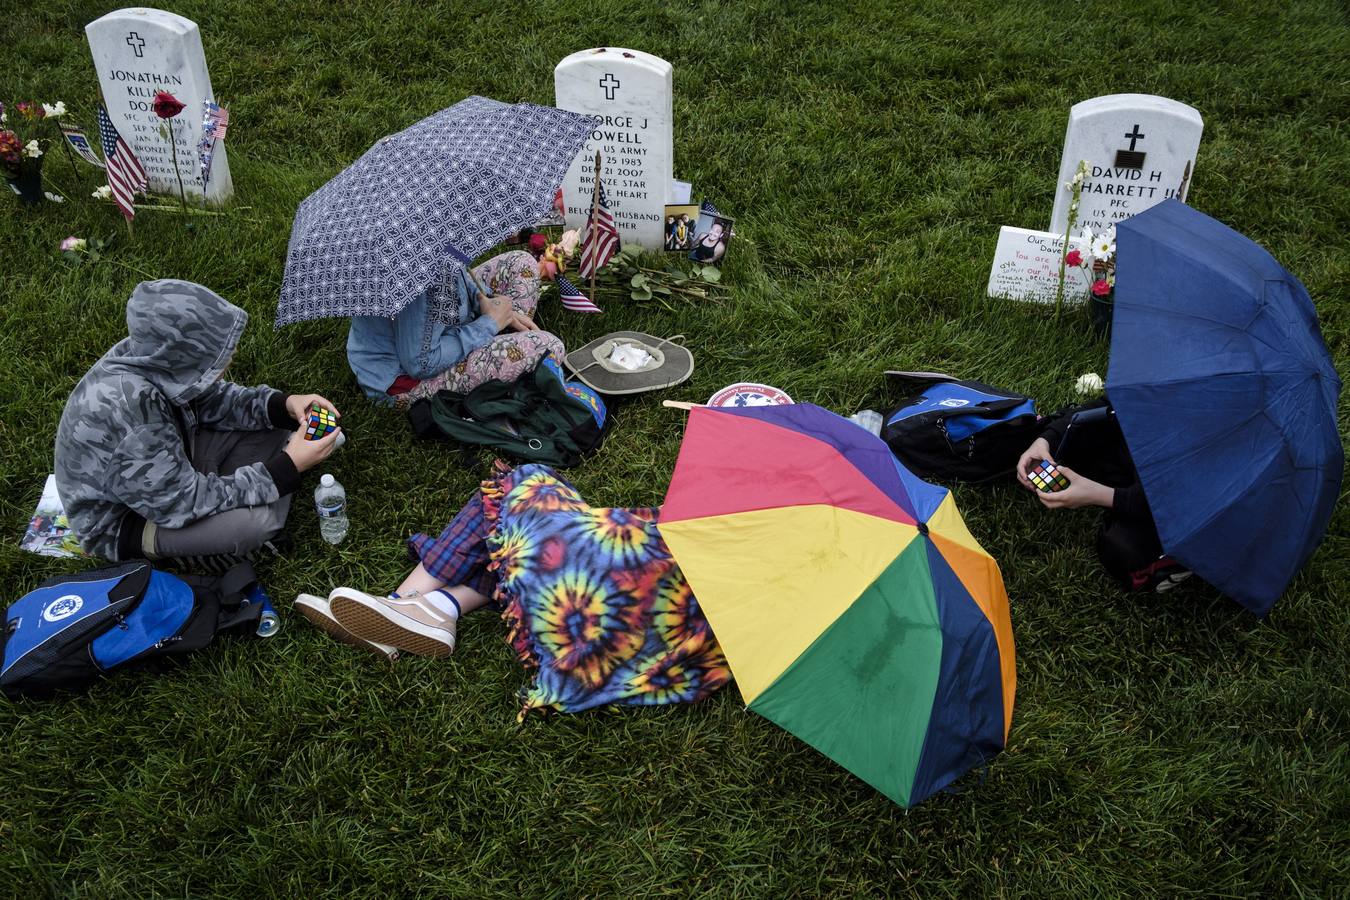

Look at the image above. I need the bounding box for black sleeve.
[263,452,302,497]
[267,392,294,430]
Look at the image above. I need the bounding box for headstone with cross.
[554,48,674,249]
[86,7,233,204]
[1049,94,1201,236]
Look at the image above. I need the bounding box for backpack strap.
[216,562,258,605]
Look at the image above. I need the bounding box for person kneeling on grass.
[346,250,563,410]
[54,279,341,571]
[1016,399,1192,593]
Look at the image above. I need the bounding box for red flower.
[0,130,22,168]
[15,101,44,120]
[1091,279,1112,297]
[527,232,548,256]
[1065,249,1083,267]
[152,91,186,119]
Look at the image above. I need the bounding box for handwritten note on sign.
[987,226,1091,304]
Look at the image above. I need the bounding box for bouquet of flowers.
[1,100,66,203]
[1083,225,1117,301]
[528,228,581,280]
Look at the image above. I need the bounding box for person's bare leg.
[395,563,492,614]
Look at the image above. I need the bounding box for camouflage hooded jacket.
[54,280,297,560]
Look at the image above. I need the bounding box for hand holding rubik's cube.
[305,403,339,441]
[1028,459,1071,493]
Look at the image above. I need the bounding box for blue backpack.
[881,373,1041,483]
[1,561,267,700]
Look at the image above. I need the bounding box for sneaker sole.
[1155,572,1194,594]
[328,592,455,659]
[294,595,398,661]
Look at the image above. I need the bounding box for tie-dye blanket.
[482,464,731,717]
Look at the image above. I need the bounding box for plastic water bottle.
[848,409,884,436]
[315,474,348,544]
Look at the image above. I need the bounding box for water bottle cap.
[320,474,334,487]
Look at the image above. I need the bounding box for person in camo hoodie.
[54,280,341,566]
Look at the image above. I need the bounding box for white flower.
[92,184,113,200]
[44,192,64,203]
[23,139,42,158]
[1093,232,1115,259]
[1075,372,1104,395]
[41,101,67,119]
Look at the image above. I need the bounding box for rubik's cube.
[1029,459,1070,493]
[305,404,338,441]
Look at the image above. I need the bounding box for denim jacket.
[346,269,498,401]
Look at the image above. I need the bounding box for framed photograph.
[663,204,699,252]
[688,209,733,267]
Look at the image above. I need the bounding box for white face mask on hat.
[607,343,654,371]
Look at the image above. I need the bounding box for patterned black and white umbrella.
[276,96,592,326]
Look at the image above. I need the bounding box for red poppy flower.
[152,91,186,119]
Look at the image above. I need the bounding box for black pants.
[1055,415,1164,588]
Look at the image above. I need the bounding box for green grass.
[3,0,1349,895]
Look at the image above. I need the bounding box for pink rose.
[539,257,559,280]
[1091,279,1112,297]
[1065,250,1083,267]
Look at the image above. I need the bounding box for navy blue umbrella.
[277,96,592,326]
[1108,200,1343,616]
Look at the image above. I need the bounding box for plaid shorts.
[406,492,496,598]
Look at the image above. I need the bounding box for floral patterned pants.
[397,251,564,407]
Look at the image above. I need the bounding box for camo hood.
[54,280,284,560]
[113,279,248,404]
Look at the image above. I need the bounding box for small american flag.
[556,274,602,313]
[578,180,619,280]
[198,101,230,187]
[700,199,721,218]
[97,105,147,221]
[59,123,105,169]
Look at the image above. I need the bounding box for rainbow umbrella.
[658,404,1015,807]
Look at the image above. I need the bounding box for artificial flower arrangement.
[524,225,726,306]
[1055,159,1117,330]
[1,100,67,203]
[528,228,582,279]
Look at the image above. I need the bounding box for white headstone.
[1049,94,1201,236]
[987,226,1091,304]
[555,48,673,250]
[86,7,232,204]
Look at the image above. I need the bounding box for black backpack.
[1,561,267,700]
[880,372,1042,483]
[407,356,610,468]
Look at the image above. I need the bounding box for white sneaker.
[328,588,457,659]
[294,594,399,661]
